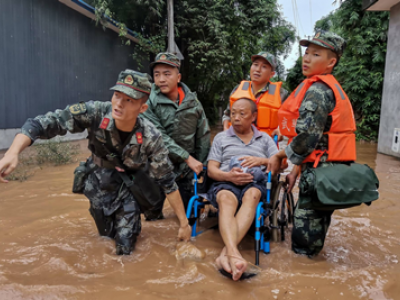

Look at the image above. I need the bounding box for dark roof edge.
[59,0,145,45]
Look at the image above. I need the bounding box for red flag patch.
[99,118,110,130]
[136,132,143,144]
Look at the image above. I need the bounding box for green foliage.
[314,0,389,141]
[34,140,80,166]
[285,57,304,93]
[6,140,80,182]
[87,0,295,124]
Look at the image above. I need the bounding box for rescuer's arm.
[284,82,335,165]
[165,190,191,241]
[146,130,191,240]
[141,101,191,163]
[0,134,32,183]
[194,102,211,165]
[0,101,99,183]
[268,83,335,175]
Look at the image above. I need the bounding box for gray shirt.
[207,125,278,172]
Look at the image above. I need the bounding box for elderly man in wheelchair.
[205,98,283,280]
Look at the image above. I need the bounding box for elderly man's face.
[230,99,256,134]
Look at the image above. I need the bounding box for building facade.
[0,0,147,149]
[364,0,400,158]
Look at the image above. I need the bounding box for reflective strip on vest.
[242,82,250,91]
[268,84,277,95]
[334,84,345,100]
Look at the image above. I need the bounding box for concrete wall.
[378,2,400,157]
[0,0,147,150]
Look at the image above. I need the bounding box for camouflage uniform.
[286,31,347,257]
[20,70,178,255]
[142,53,211,209]
[222,52,289,125]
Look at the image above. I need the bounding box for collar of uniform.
[127,117,144,145]
[98,111,142,136]
[252,81,270,97]
[151,82,197,105]
[227,124,262,138]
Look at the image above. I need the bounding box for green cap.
[110,69,152,99]
[300,30,346,57]
[150,52,181,69]
[251,52,277,71]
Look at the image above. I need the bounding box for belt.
[92,154,116,169]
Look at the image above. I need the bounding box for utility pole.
[298,37,302,58]
[167,0,174,54]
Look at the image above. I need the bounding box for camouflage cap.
[251,52,277,71]
[300,30,346,57]
[150,52,181,69]
[110,69,152,99]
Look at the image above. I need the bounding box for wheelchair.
[185,166,295,266]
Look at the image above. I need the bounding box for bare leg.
[234,187,261,242]
[216,188,260,281]
[215,190,238,276]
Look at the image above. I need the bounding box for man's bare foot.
[216,247,231,274]
[227,252,247,281]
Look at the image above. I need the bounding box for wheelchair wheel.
[279,184,294,241]
[269,181,284,242]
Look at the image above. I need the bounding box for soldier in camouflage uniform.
[0,70,191,255]
[222,51,289,131]
[268,31,349,256]
[141,53,210,209]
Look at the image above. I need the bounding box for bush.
[6,140,80,182]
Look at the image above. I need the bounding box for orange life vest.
[229,81,282,136]
[278,74,356,167]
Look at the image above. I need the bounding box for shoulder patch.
[69,102,87,115]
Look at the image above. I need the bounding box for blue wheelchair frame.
[186,137,280,266]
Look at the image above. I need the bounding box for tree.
[87,0,296,124]
[314,0,389,140]
[285,57,304,93]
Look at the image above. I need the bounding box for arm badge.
[69,102,87,115]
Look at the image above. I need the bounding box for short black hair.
[140,94,149,104]
[327,49,339,69]
[233,98,257,114]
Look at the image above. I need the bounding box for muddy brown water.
[1,137,400,300]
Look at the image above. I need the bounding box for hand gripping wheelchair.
[186,162,295,266]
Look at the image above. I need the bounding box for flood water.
[1,136,400,300]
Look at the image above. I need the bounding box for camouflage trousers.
[291,168,334,257]
[83,167,141,255]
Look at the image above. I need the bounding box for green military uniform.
[222,52,289,125]
[21,70,178,255]
[285,31,347,257]
[141,53,211,208]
